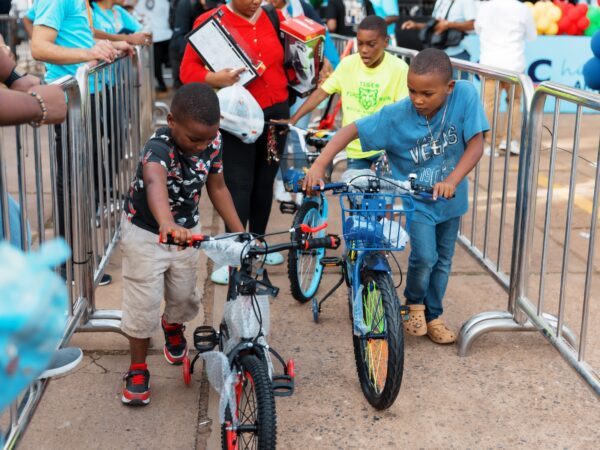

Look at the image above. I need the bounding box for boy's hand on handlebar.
[302,165,326,195]
[432,181,456,200]
[159,222,193,249]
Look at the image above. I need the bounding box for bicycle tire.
[352,270,404,410]
[221,354,277,450]
[287,201,325,303]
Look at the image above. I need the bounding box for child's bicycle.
[303,170,445,410]
[271,123,336,303]
[162,227,340,450]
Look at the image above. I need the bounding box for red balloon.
[566,23,579,35]
[574,3,588,16]
[557,17,569,34]
[577,16,590,31]
[567,8,580,21]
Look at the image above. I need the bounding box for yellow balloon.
[537,16,551,33]
[546,22,559,35]
[524,1,534,8]
[548,4,562,23]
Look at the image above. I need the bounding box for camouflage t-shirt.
[125,127,223,234]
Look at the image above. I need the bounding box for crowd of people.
[0,0,540,406]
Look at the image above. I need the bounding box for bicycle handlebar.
[160,230,341,253]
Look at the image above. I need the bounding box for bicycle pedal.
[193,326,219,353]
[399,305,410,321]
[320,256,342,267]
[279,201,297,215]
[272,374,294,397]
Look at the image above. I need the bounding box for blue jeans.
[276,99,311,182]
[403,217,460,322]
[450,50,471,81]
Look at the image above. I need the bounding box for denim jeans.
[450,50,471,81]
[276,98,310,182]
[403,217,460,322]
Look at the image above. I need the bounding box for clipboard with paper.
[186,9,266,87]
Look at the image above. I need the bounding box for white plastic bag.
[217,83,264,144]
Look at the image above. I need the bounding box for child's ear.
[167,112,175,127]
[447,79,456,94]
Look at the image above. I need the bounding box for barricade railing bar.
[330,35,598,396]
[0,45,154,448]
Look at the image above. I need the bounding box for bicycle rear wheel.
[221,354,277,450]
[352,270,404,410]
[287,201,325,303]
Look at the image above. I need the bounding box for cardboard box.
[280,16,325,98]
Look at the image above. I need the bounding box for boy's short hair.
[357,15,388,38]
[409,48,453,82]
[171,83,220,126]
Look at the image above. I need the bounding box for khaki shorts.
[120,217,202,339]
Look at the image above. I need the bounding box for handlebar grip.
[304,235,341,250]
[159,233,208,247]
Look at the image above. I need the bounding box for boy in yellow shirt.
[286,15,409,169]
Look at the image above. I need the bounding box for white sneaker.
[39,347,83,379]
[264,252,284,265]
[484,145,499,157]
[210,265,229,285]
[500,140,520,155]
[275,180,292,202]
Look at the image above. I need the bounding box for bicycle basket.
[339,193,414,251]
[279,150,319,193]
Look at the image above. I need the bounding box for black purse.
[418,0,465,50]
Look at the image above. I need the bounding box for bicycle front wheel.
[287,200,325,303]
[352,270,404,410]
[221,355,276,450]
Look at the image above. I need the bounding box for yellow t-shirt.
[320,52,409,159]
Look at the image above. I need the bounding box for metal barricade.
[0,75,91,449]
[0,14,18,54]
[462,82,600,395]
[0,47,154,446]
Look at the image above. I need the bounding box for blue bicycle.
[306,171,441,409]
[275,124,338,303]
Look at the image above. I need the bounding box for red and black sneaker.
[161,317,188,365]
[122,364,150,406]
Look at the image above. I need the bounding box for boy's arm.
[143,163,192,244]
[434,132,484,200]
[206,173,245,233]
[288,88,330,125]
[303,123,358,192]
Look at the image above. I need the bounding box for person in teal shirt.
[90,0,150,45]
[303,49,489,345]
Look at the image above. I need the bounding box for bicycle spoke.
[362,279,388,393]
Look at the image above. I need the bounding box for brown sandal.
[426,318,457,344]
[403,304,427,336]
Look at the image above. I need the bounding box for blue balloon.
[583,57,600,90]
[593,31,600,59]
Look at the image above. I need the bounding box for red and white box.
[280,16,325,98]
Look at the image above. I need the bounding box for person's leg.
[507,83,523,147]
[221,130,255,231]
[120,219,168,405]
[403,221,438,336]
[423,217,460,322]
[162,235,202,363]
[403,221,438,306]
[249,102,289,235]
[451,50,471,80]
[482,78,498,147]
[153,40,167,91]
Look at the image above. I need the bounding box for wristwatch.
[4,68,27,88]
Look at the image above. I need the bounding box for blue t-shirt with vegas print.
[356,80,489,225]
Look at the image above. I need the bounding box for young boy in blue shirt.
[303,48,489,344]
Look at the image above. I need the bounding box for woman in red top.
[180,0,289,283]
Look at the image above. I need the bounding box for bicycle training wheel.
[287,201,325,303]
[352,270,404,410]
[221,354,276,450]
